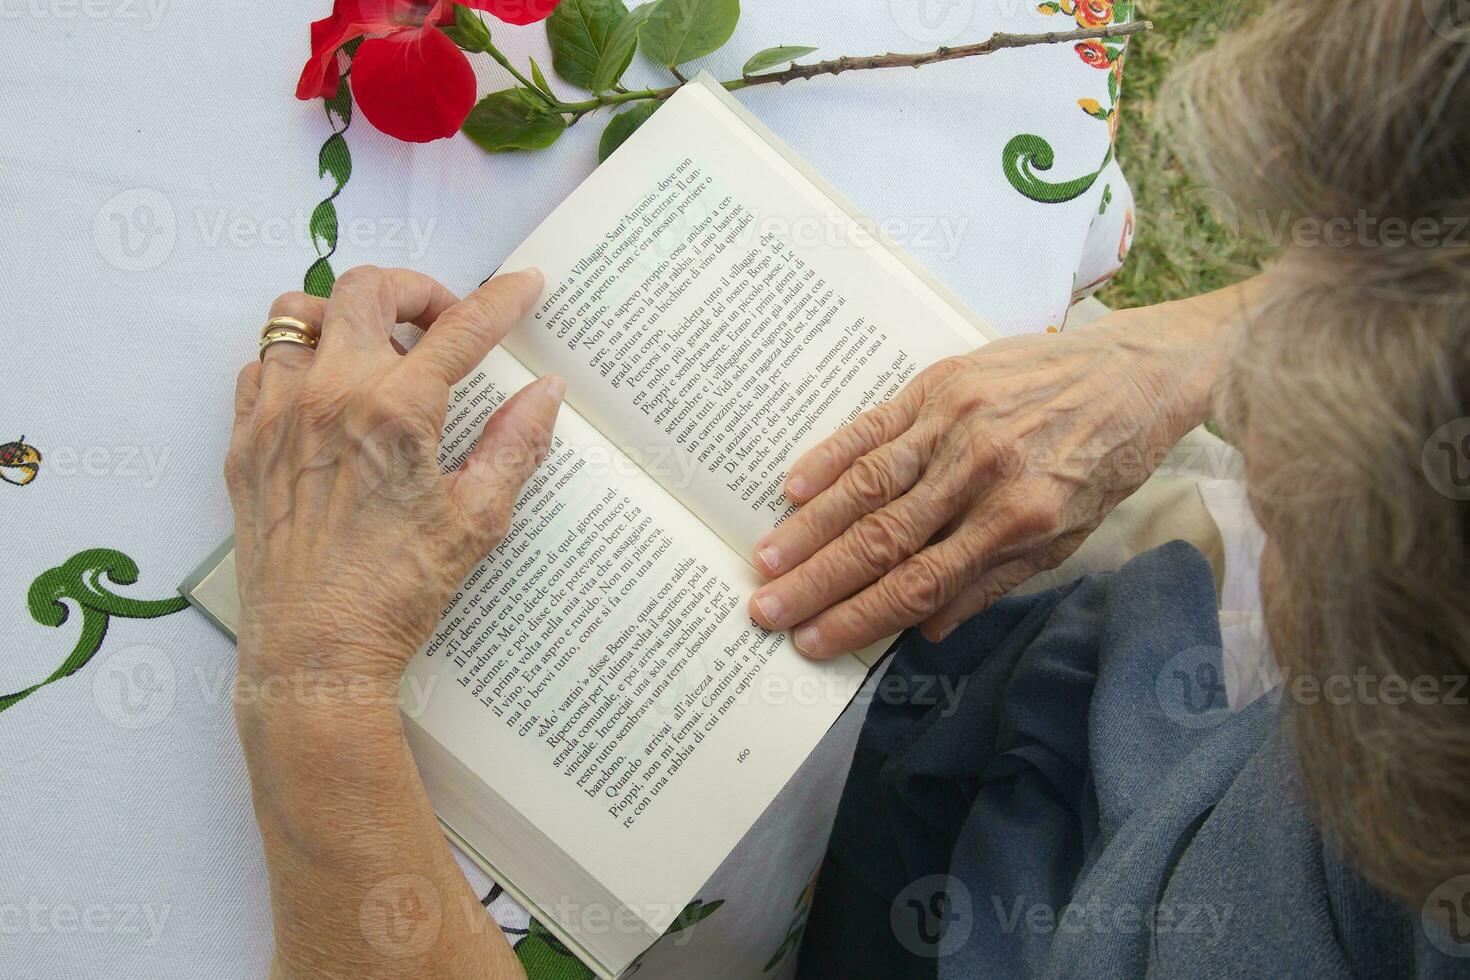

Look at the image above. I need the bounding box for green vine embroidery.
[304,41,359,298]
[1003,136,1113,204]
[1003,0,1130,204]
[0,549,188,715]
[512,920,595,980]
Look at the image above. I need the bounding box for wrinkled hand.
[226,266,563,684]
[748,312,1219,657]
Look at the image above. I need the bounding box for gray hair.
[1166,0,1470,915]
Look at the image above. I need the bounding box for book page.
[499,79,990,557]
[402,347,869,936]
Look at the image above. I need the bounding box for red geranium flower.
[1073,0,1114,28]
[297,0,561,143]
[1075,39,1115,69]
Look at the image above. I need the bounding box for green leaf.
[462,89,568,152]
[441,5,491,52]
[318,132,351,189]
[323,78,352,131]
[529,57,557,99]
[547,0,630,91]
[591,2,654,93]
[304,257,336,298]
[741,44,815,75]
[309,199,338,254]
[1107,66,1119,102]
[640,0,739,69]
[598,102,657,161]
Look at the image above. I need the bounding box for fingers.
[450,375,566,551]
[781,381,926,503]
[407,269,544,386]
[754,422,942,577]
[776,530,983,658]
[919,530,1089,642]
[225,361,264,519]
[748,482,951,636]
[774,495,1066,658]
[233,362,262,425]
[259,292,327,377]
[319,266,460,356]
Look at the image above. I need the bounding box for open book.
[181,74,992,977]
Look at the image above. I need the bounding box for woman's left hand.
[228,265,564,687]
[228,265,560,980]
[746,293,1251,657]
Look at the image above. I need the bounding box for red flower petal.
[458,0,561,27]
[1074,39,1112,69]
[296,0,448,100]
[351,28,478,142]
[298,13,361,99]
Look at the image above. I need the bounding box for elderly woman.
[788,1,1470,975]
[226,0,1468,977]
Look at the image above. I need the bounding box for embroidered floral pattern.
[1002,0,1131,204]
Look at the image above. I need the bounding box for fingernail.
[936,623,957,643]
[794,624,821,656]
[786,474,808,499]
[545,375,567,402]
[757,543,782,574]
[753,592,783,626]
[512,266,544,286]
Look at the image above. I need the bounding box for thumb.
[451,375,566,552]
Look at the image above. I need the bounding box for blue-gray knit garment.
[800,541,1468,979]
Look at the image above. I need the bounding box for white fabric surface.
[0,1,1134,976]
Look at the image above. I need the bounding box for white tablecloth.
[0,1,1134,976]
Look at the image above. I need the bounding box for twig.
[736,21,1149,87]
[558,21,1150,119]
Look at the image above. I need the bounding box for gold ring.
[260,315,320,342]
[259,328,319,360]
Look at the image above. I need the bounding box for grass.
[1099,0,1271,309]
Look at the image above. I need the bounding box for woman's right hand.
[748,282,1261,657]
